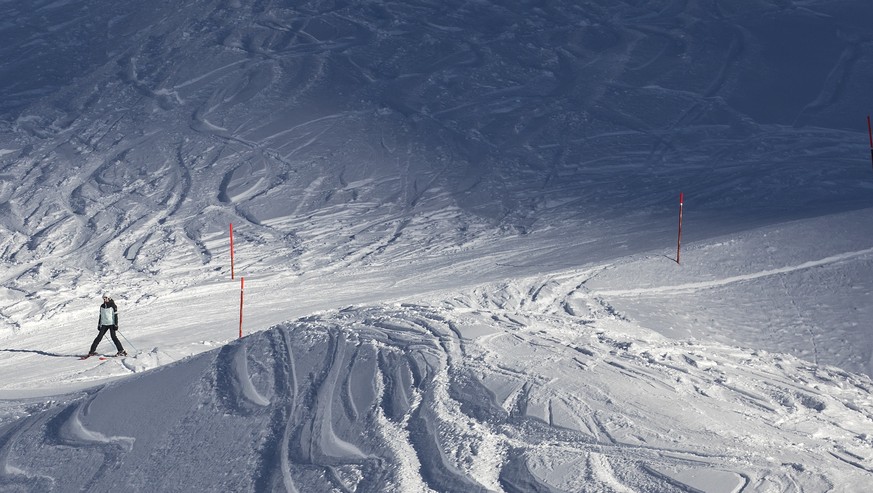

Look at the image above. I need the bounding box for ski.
[79,351,128,360]
[99,353,128,360]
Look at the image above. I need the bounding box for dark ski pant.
[90,325,124,354]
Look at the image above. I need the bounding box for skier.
[88,295,127,357]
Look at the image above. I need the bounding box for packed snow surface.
[1,0,873,491]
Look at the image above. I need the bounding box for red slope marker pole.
[676,192,684,264]
[230,223,235,280]
[867,115,873,171]
[239,277,245,339]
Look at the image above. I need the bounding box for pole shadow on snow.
[0,348,79,358]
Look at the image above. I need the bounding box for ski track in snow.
[1,0,871,333]
[1,0,873,491]
[593,246,873,297]
[2,282,872,491]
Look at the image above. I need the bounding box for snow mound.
[2,295,871,492]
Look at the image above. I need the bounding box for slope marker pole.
[230,223,235,280]
[867,115,873,171]
[676,192,684,264]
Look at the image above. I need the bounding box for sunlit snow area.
[1,0,873,491]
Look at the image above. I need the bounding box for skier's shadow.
[0,348,78,358]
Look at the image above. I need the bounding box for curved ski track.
[1,281,872,491]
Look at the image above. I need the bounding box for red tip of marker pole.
[868,117,873,171]
[867,115,873,148]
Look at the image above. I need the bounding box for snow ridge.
[2,286,872,491]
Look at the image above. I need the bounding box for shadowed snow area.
[1,0,873,491]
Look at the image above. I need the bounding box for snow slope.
[3,228,873,491]
[1,0,873,491]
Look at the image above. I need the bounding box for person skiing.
[88,295,127,357]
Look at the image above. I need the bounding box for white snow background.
[1,0,873,491]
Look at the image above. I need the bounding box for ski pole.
[119,331,139,353]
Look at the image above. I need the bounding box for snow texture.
[1,0,873,491]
